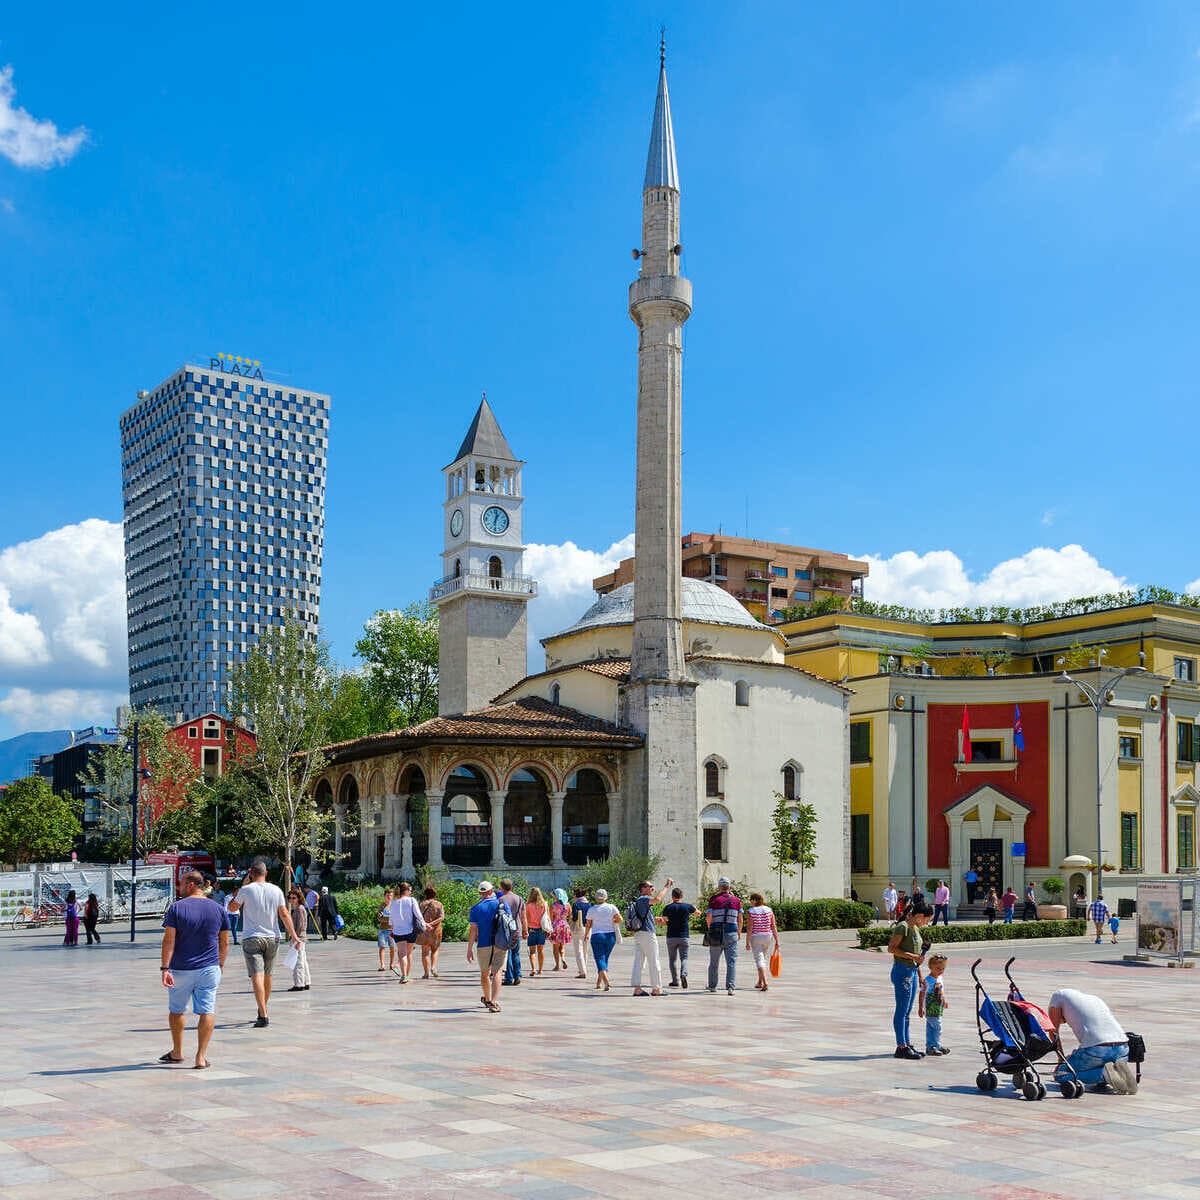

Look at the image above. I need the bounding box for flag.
[1013,704,1025,754]
[960,705,972,763]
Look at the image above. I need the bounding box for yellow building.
[781,596,1200,910]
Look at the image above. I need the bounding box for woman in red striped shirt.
[746,893,779,992]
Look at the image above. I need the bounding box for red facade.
[167,713,256,778]
[926,701,1050,868]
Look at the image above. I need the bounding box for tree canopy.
[0,776,81,865]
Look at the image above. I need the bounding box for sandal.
[194,1060,210,1070]
[158,1052,183,1064]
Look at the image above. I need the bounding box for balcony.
[744,569,770,582]
[430,572,539,602]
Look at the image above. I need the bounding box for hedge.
[856,919,1087,949]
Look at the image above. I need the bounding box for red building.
[167,713,256,781]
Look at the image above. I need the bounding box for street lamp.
[1057,652,1148,895]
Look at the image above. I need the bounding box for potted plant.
[1038,876,1067,920]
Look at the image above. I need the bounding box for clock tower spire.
[431,396,537,715]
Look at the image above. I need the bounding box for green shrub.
[686,896,873,932]
[856,918,1086,949]
[571,847,664,906]
[1041,876,1065,898]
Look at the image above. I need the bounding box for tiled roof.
[579,658,633,680]
[320,696,642,763]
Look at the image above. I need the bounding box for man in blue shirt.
[467,881,505,1012]
[160,869,229,1068]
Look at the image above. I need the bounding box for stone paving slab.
[0,928,1195,1199]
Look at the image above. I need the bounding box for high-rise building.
[120,357,329,718]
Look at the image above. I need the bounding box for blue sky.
[3,3,1200,739]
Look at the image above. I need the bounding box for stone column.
[549,790,568,869]
[607,792,623,857]
[400,832,413,876]
[333,802,345,865]
[490,790,507,871]
[382,795,402,874]
[426,789,445,868]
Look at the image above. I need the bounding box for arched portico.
[945,785,1031,903]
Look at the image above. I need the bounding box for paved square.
[0,927,1195,1199]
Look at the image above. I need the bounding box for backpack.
[624,898,646,933]
[492,896,519,951]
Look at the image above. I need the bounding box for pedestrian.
[466,881,507,1013]
[304,884,319,926]
[662,886,696,988]
[419,885,445,979]
[1048,988,1137,1094]
[525,886,549,977]
[931,880,950,927]
[159,869,229,1068]
[549,888,572,971]
[983,887,999,925]
[227,860,302,1028]
[499,879,528,986]
[629,877,671,997]
[1001,887,1018,924]
[285,887,311,992]
[888,900,932,1060]
[317,886,340,940]
[1108,912,1120,944]
[1088,894,1109,944]
[1022,881,1039,921]
[570,886,590,979]
[387,881,426,982]
[1072,886,1087,918]
[584,888,622,992]
[62,890,80,947]
[294,862,305,888]
[226,886,241,944]
[83,892,101,945]
[883,881,898,922]
[963,868,979,904]
[376,888,396,972]
[910,879,925,909]
[704,876,743,995]
[919,951,949,1055]
[895,890,909,921]
[745,892,780,992]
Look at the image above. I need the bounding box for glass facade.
[120,363,329,718]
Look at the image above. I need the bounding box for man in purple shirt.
[705,877,744,994]
[160,869,229,1068]
[932,880,951,927]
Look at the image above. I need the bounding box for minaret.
[430,396,537,715]
[621,42,700,894]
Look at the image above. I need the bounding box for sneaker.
[669,981,679,987]
[1116,1060,1138,1095]
[1095,937,1103,944]
[681,976,688,989]
[253,1016,269,1028]
[727,987,735,995]
[706,986,717,993]
[1102,1062,1128,1094]
[894,1046,923,1060]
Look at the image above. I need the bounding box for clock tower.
[431,396,537,715]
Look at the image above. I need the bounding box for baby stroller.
[971,957,1084,1101]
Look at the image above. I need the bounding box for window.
[771,566,788,577]
[735,680,750,707]
[1179,811,1196,870]
[704,760,723,797]
[794,569,811,580]
[202,747,221,781]
[187,726,198,739]
[1119,734,1141,761]
[701,805,729,862]
[1177,721,1200,764]
[770,587,788,599]
[793,590,811,602]
[203,719,220,739]
[1120,812,1139,871]
[850,721,871,763]
[782,763,798,801]
[703,827,726,861]
[550,682,561,706]
[1032,654,1055,673]
[1174,657,1195,683]
[851,813,870,873]
[970,739,1004,763]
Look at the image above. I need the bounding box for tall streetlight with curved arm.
[1057,651,1148,893]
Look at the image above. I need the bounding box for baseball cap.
[478,880,494,893]
[717,876,731,887]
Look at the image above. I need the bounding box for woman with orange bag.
[746,892,780,992]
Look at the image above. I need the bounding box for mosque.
[313,54,851,899]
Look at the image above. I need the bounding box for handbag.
[540,908,552,934]
[769,947,782,978]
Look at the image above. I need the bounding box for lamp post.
[124,721,152,943]
[1057,653,1147,895]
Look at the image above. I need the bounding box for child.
[1108,913,1120,944]
[919,952,949,1056]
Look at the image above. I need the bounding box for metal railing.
[430,572,538,601]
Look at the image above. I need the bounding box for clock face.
[449,508,463,538]
[482,505,510,536]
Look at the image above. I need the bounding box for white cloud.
[1185,576,1200,596]
[0,519,128,735]
[860,544,1129,610]
[523,534,634,668]
[0,64,88,169]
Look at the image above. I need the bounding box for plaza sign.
[210,352,264,380]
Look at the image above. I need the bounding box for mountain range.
[0,731,72,786]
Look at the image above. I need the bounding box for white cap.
[478,880,494,893]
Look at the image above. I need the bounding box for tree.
[354,602,439,728]
[793,802,819,902]
[768,791,798,899]
[80,708,203,854]
[0,776,81,866]
[229,616,334,884]
[325,669,397,744]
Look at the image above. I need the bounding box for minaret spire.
[643,35,679,192]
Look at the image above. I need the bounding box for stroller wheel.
[976,1071,998,1092]
[1021,1081,1041,1101]
[1036,1082,1047,1100]
[1059,1081,1075,1099]
[1071,1080,1085,1099]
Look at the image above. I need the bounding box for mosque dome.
[549,578,776,641]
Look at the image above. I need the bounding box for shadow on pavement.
[810,1053,897,1062]
[37,1063,162,1077]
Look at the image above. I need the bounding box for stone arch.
[703,754,727,799]
[336,773,362,871]
[438,757,500,791]
[442,764,492,867]
[563,759,617,793]
[563,767,610,865]
[781,759,803,802]
[701,803,732,863]
[505,766,552,866]
[503,759,563,791]
[398,761,429,866]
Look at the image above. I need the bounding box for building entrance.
[970,838,1002,896]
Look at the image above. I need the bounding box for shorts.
[242,935,279,977]
[377,930,395,948]
[168,964,222,1015]
[391,929,417,944]
[476,943,507,972]
[527,929,547,947]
